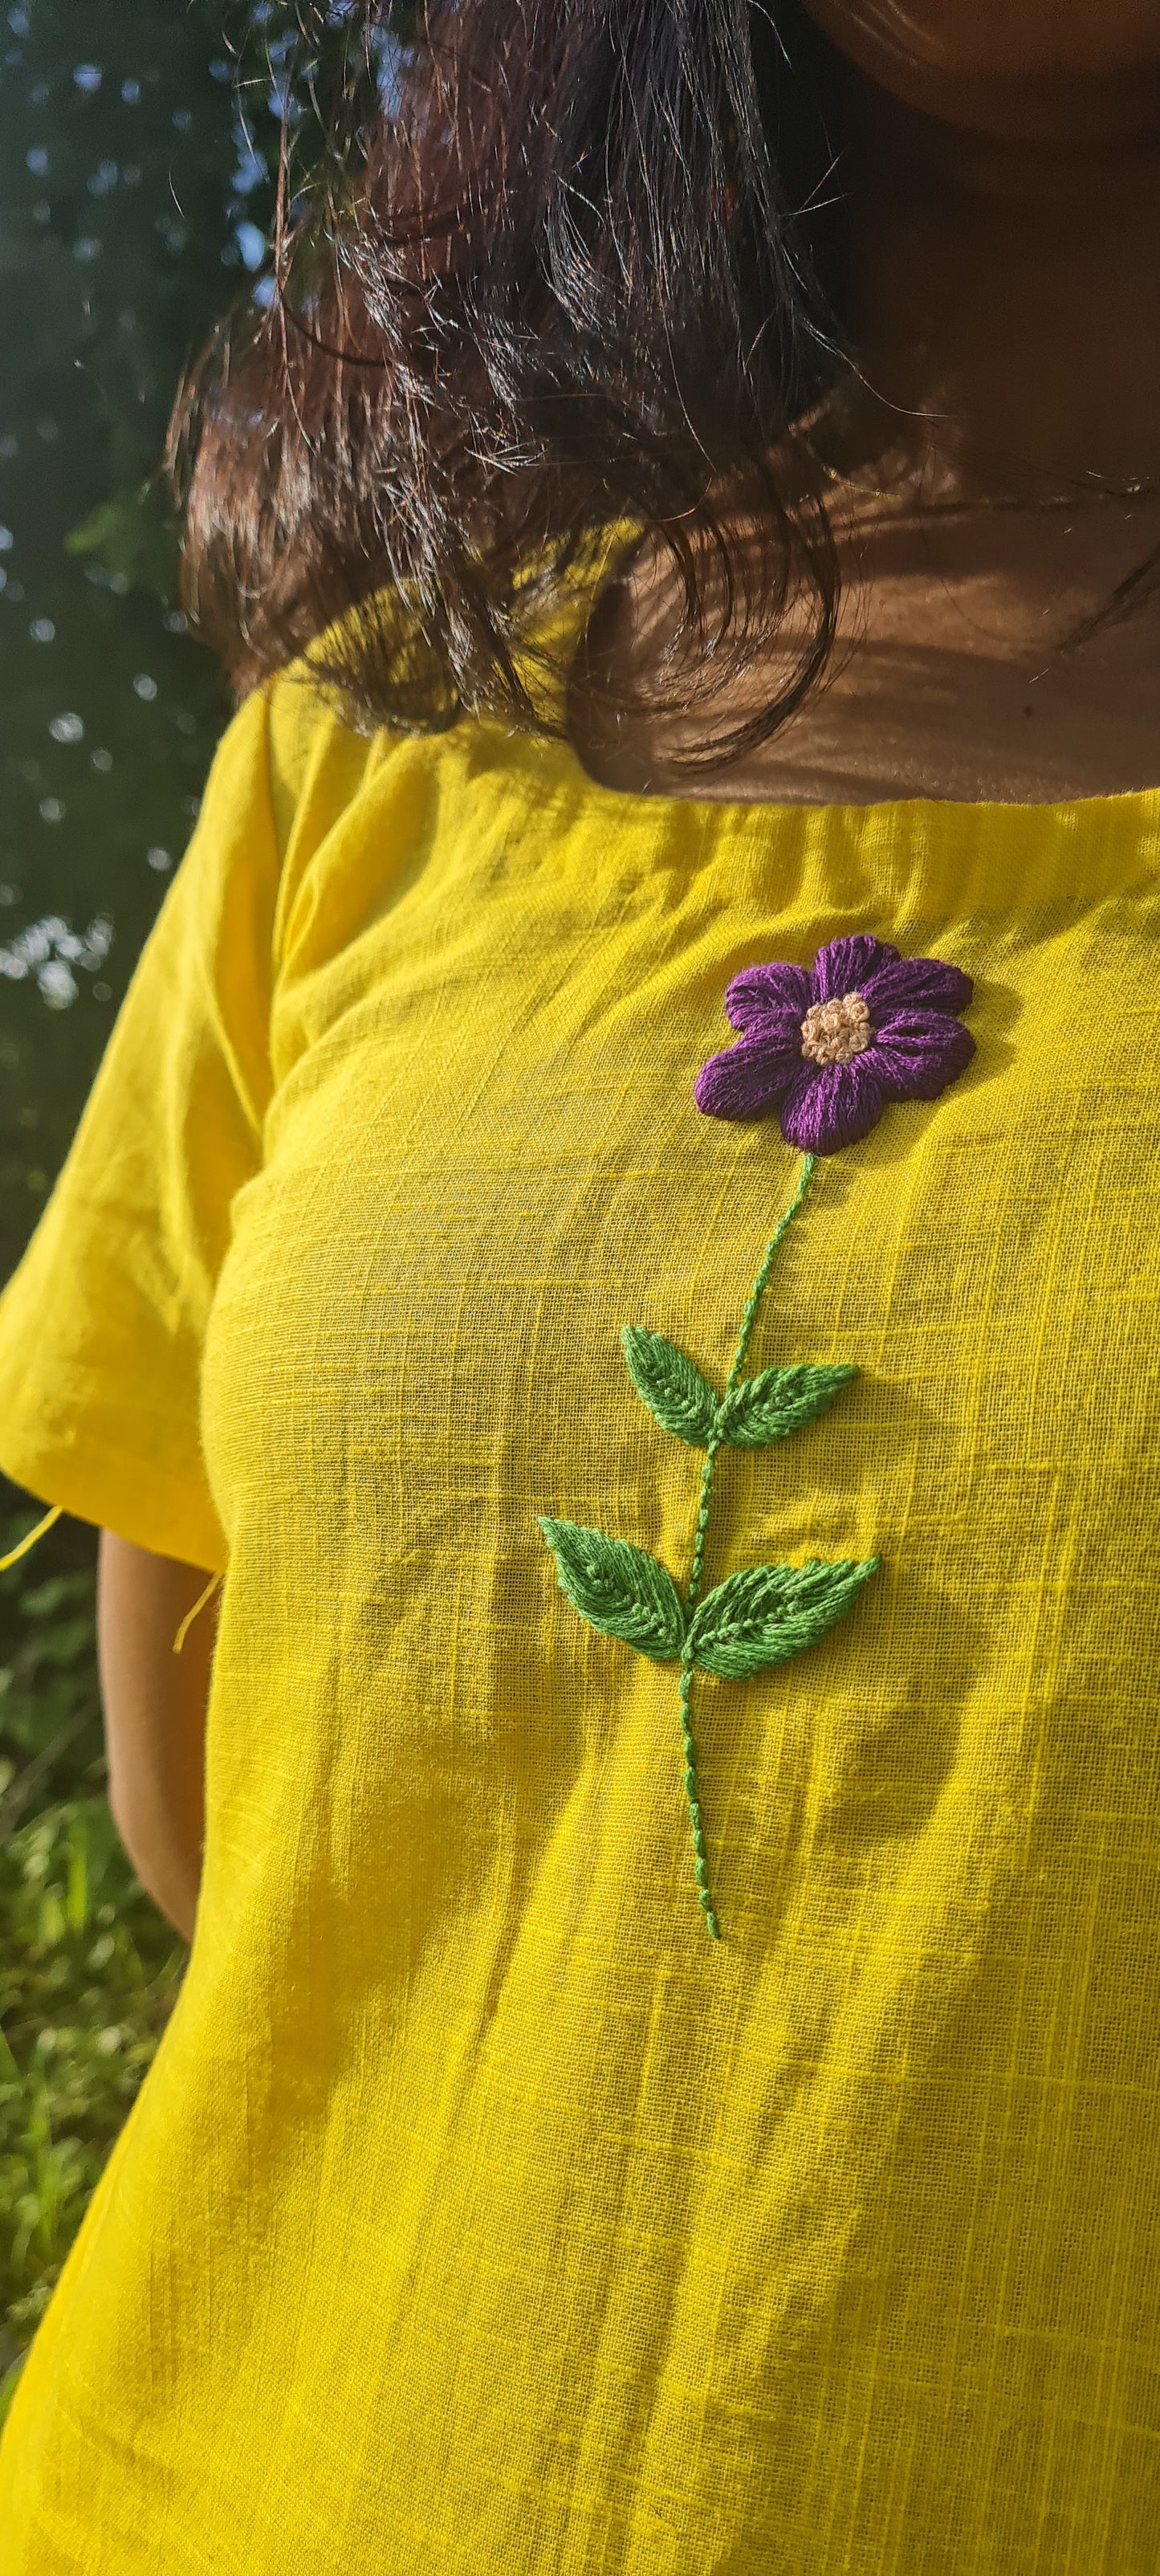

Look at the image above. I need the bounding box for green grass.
[0,1507,188,2432]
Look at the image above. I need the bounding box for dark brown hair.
[169,0,853,775]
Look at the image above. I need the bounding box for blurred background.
[0,0,302,2421]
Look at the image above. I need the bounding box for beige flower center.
[800,991,873,1067]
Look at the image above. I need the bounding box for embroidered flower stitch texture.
[539,936,976,1942]
[694,934,975,1151]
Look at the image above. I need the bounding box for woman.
[1,2,1158,2566]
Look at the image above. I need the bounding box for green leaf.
[716,1362,859,1448]
[64,483,178,602]
[621,1327,718,1446]
[689,1555,880,1680]
[539,1519,686,1663]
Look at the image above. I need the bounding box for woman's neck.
[568,60,1160,809]
[836,70,1160,502]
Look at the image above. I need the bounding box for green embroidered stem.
[727,1151,818,1394]
[677,1151,818,1942]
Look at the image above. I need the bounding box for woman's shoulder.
[263,650,382,858]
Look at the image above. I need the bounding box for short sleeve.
[0,681,287,1573]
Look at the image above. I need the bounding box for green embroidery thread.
[539,1151,881,1942]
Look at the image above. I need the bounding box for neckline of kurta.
[488,519,1160,916]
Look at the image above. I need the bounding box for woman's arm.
[96,1531,218,1945]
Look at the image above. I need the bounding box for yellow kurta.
[1,569,1159,2571]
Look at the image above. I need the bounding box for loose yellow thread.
[173,1573,222,1656]
[0,1504,63,1572]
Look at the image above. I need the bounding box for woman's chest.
[200,872,1160,1585]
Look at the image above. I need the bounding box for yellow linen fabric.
[1,575,1160,2573]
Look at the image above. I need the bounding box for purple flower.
[693,935,975,1154]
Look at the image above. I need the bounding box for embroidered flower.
[693,935,975,1152]
[539,938,978,1946]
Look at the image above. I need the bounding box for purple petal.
[725,960,812,1032]
[811,935,900,1003]
[866,1012,977,1102]
[861,955,973,1017]
[779,1060,887,1154]
[694,1024,801,1121]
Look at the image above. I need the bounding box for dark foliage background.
[0,0,300,2419]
